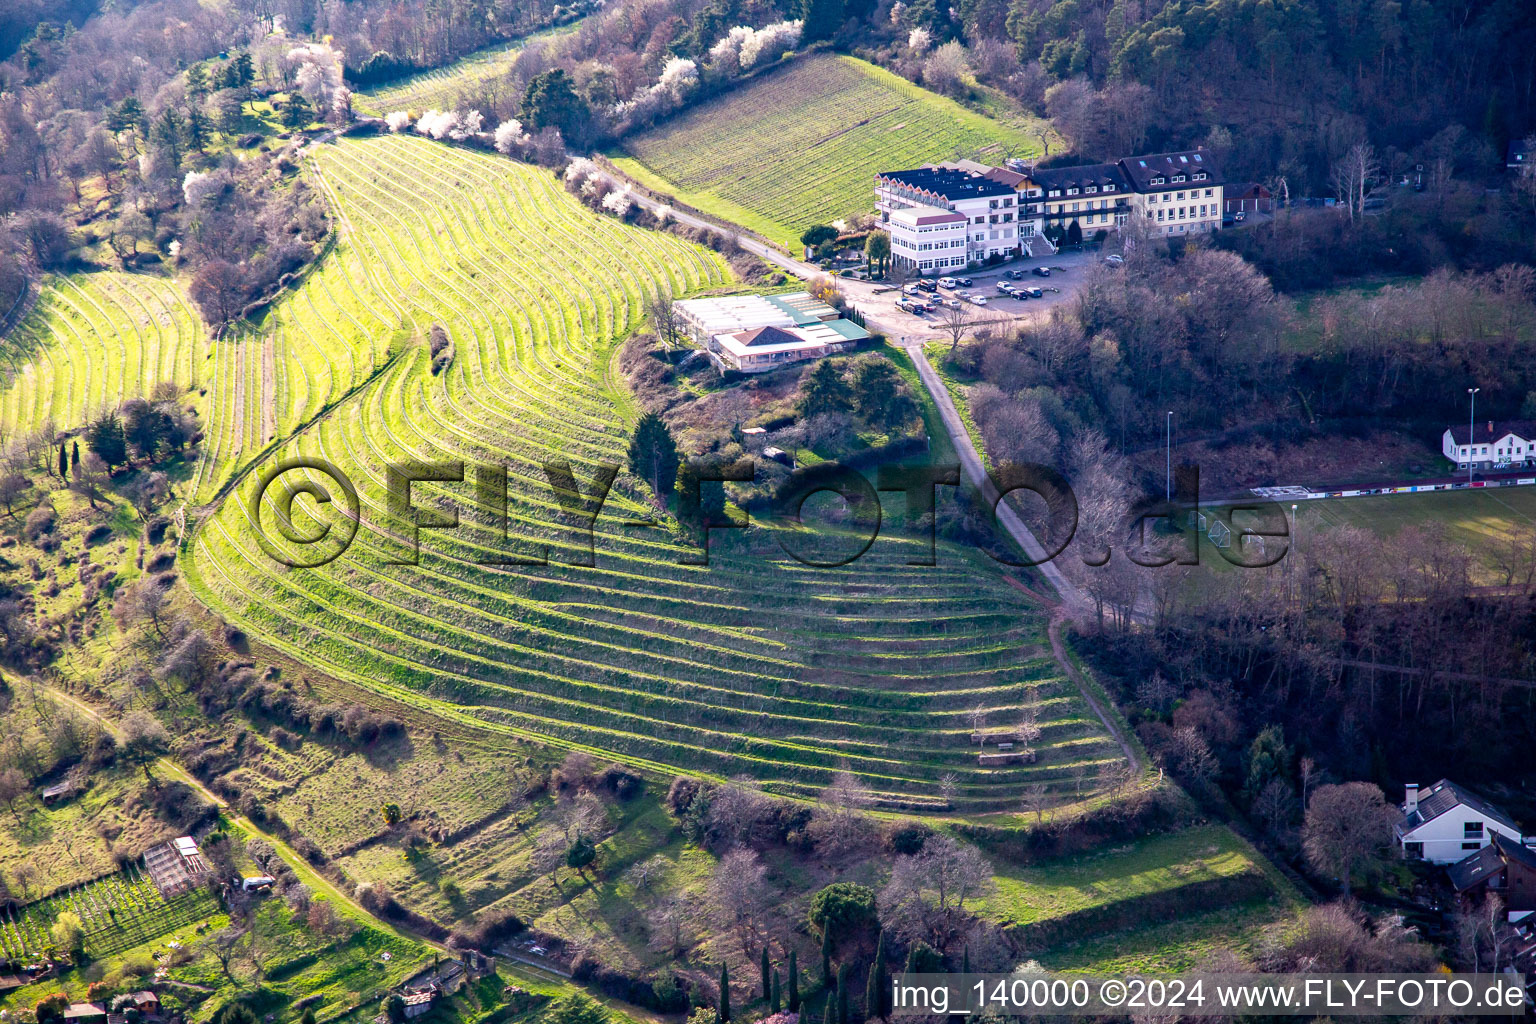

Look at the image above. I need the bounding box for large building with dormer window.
[874,166,1024,272]
[873,149,1226,267]
[1116,150,1225,236]
[1027,162,1132,240]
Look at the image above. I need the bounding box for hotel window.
[1465,821,1484,838]
[1085,186,1097,194]
[1177,191,1186,200]
[1105,184,1115,192]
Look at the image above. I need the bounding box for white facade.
[1397,781,1525,865]
[1442,425,1536,469]
[875,169,1023,272]
[887,206,968,273]
[1130,182,1224,235]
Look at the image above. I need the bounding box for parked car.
[995,281,1015,294]
[1032,266,1051,277]
[967,294,989,306]
[943,297,962,309]
[916,279,937,292]
[1007,269,1025,280]
[1025,286,1044,298]
[937,276,958,289]
[1234,211,1246,222]
[1103,254,1125,265]
[957,277,973,287]
[902,283,922,295]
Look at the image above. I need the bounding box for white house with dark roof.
[1442,420,1536,470]
[1396,779,1526,864]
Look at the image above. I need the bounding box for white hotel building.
[874,167,1023,273]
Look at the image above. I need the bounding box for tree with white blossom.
[385,111,411,133]
[740,21,802,70]
[494,118,528,154]
[602,188,633,218]
[449,109,483,140]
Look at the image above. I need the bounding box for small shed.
[41,780,79,806]
[402,992,435,1019]
[128,991,160,1014]
[761,446,793,468]
[63,1004,107,1024]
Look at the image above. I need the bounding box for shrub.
[807,882,877,942]
[666,776,701,816]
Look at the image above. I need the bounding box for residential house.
[1117,150,1225,236]
[1448,834,1536,922]
[1223,182,1273,217]
[874,166,1023,270]
[1443,420,1536,471]
[1396,780,1526,864]
[62,1004,107,1024]
[127,992,160,1015]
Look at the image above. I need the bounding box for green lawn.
[613,54,1047,249]
[1294,486,1536,579]
[977,826,1267,927]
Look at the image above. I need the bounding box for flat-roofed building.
[672,291,841,345]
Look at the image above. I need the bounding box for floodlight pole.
[1468,387,1480,486]
[1165,411,1173,503]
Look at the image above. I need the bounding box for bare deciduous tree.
[1329,142,1382,225]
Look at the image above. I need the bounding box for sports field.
[179,134,1124,812]
[1295,486,1536,577]
[612,54,1046,249]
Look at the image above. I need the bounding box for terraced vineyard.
[0,272,207,443]
[0,865,218,959]
[613,54,1045,248]
[185,133,1125,811]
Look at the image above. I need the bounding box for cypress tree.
[771,971,781,1014]
[903,946,917,976]
[962,947,969,976]
[762,946,771,1002]
[873,931,888,1019]
[71,440,80,474]
[821,925,832,985]
[864,964,877,1024]
[787,950,800,1012]
[57,442,67,478]
[836,963,849,1024]
[822,993,834,1024]
[719,963,731,1024]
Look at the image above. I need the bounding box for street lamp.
[1467,387,1480,486]
[1165,411,1173,503]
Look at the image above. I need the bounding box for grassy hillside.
[612,54,1046,249]
[180,133,1124,812]
[353,23,579,116]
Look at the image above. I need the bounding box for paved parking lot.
[840,247,1108,342]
